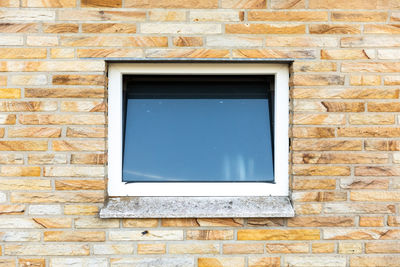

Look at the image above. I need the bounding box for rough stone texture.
[0,1,398,266]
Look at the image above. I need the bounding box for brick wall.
[0,0,399,266]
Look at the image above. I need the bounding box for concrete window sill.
[99,196,294,218]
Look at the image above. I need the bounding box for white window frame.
[108,63,289,197]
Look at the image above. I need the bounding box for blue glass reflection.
[122,99,274,182]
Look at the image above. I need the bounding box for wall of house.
[0,0,400,266]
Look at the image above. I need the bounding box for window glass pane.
[122,76,274,182]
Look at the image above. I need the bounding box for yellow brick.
[0,23,37,32]
[292,127,335,138]
[25,88,105,98]
[70,153,106,165]
[19,114,105,125]
[388,216,400,226]
[289,217,353,227]
[82,23,136,33]
[8,127,61,138]
[44,231,105,242]
[0,179,49,190]
[342,62,400,73]
[33,217,72,228]
[292,88,399,99]
[292,140,362,151]
[310,24,360,34]
[123,219,158,228]
[191,11,241,22]
[11,192,104,203]
[350,75,381,85]
[0,48,46,59]
[22,0,75,7]
[294,203,322,215]
[52,74,104,86]
[292,74,344,86]
[0,204,25,215]
[81,0,122,7]
[360,217,384,227]
[125,0,218,8]
[55,179,105,190]
[226,24,305,34]
[321,49,373,60]
[293,192,347,202]
[0,141,47,151]
[28,154,67,165]
[173,37,203,47]
[137,244,166,254]
[292,62,336,72]
[0,114,16,124]
[293,114,345,125]
[64,205,99,215]
[293,152,388,164]
[50,48,74,59]
[66,127,107,138]
[248,11,327,21]
[58,10,146,21]
[146,49,229,58]
[53,140,106,151]
[78,48,143,58]
[293,178,336,190]
[18,259,45,267]
[266,243,309,253]
[61,36,167,47]
[271,0,304,8]
[349,114,395,125]
[312,243,335,253]
[198,257,245,267]
[0,101,57,112]
[0,88,20,99]
[43,23,78,33]
[332,12,387,22]
[238,229,320,240]
[233,49,315,59]
[338,127,400,137]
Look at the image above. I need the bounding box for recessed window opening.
[122,75,275,183]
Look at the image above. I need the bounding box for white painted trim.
[108,63,289,196]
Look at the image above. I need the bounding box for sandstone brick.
[55,179,105,190]
[350,75,381,86]
[388,216,400,226]
[292,140,362,151]
[332,12,387,22]
[339,243,362,254]
[11,192,103,203]
[58,10,146,21]
[249,11,327,21]
[146,49,229,58]
[78,48,143,58]
[0,101,57,112]
[238,229,320,240]
[4,244,89,256]
[110,257,193,266]
[70,153,106,165]
[325,203,395,214]
[123,219,158,228]
[267,243,309,254]
[53,140,106,151]
[350,256,400,267]
[266,37,337,47]
[0,259,14,267]
[324,229,400,240]
[321,49,374,60]
[293,114,345,125]
[172,37,202,47]
[226,24,305,34]
[0,23,37,32]
[170,244,219,254]
[62,101,106,112]
[312,243,335,253]
[293,179,336,190]
[0,141,47,151]
[198,257,244,267]
[0,48,46,59]
[44,231,105,242]
[22,0,75,7]
[191,11,242,22]
[384,75,400,85]
[293,166,349,176]
[50,48,74,59]
[29,205,61,215]
[150,11,186,22]
[0,114,16,125]
[50,258,107,267]
[19,114,105,125]
[0,218,44,228]
[109,230,183,241]
[247,218,284,226]
[18,259,45,267]
[81,0,122,7]
[94,244,135,255]
[0,10,55,21]
[0,204,25,215]
[61,36,167,47]
[0,179,50,190]
[365,242,400,254]
[221,0,265,8]
[222,243,264,254]
[310,24,360,34]
[292,75,344,86]
[309,0,393,9]
[294,203,322,215]
[340,178,389,189]
[292,191,347,202]
[365,140,400,151]
[187,230,234,240]
[0,61,105,72]
[365,24,400,34]
[293,152,387,164]
[125,0,217,8]
[53,75,104,86]
[82,23,136,33]
[161,218,199,227]
[64,204,99,215]
[233,49,315,59]
[142,24,221,34]
[360,216,384,227]
[351,191,400,202]
[26,36,58,46]
[28,154,67,165]
[75,218,121,228]
[349,114,395,125]
[26,88,105,98]
[248,257,280,267]
[342,62,400,73]
[137,244,165,254]
[271,0,304,8]
[0,36,23,45]
[0,89,20,99]
[44,166,104,177]
[207,36,263,47]
[292,62,336,72]
[285,256,346,267]
[10,74,47,86]
[0,156,23,166]
[338,127,400,137]
[341,36,400,47]
[197,218,244,227]
[293,88,398,99]
[291,127,335,138]
[43,23,78,33]
[8,127,61,138]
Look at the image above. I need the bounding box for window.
[108,63,289,197]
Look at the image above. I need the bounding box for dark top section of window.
[125,75,273,99]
